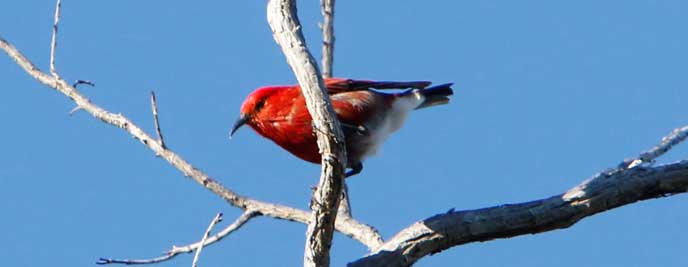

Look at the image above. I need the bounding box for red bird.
[230,78,453,177]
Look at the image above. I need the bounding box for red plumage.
[231,78,453,176]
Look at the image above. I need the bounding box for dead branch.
[349,125,688,267]
[267,0,348,266]
[150,91,167,149]
[623,125,688,169]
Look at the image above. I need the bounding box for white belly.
[362,90,425,158]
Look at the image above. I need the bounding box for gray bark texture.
[320,0,335,78]
[349,160,688,267]
[266,0,348,266]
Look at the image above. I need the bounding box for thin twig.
[72,79,95,88]
[50,0,62,78]
[351,159,688,267]
[623,125,688,169]
[150,91,167,149]
[192,213,223,267]
[96,255,173,265]
[320,0,335,78]
[352,125,688,267]
[97,210,259,265]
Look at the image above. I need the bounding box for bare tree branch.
[192,213,223,267]
[150,91,167,149]
[97,210,259,265]
[96,254,176,265]
[320,0,335,78]
[623,125,688,169]
[0,36,382,250]
[350,125,688,267]
[267,1,348,266]
[319,0,352,219]
[49,0,61,78]
[72,79,94,88]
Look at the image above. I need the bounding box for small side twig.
[622,125,688,169]
[320,0,335,78]
[96,210,260,265]
[72,79,95,88]
[96,255,172,265]
[192,213,223,267]
[267,1,348,266]
[49,0,62,78]
[150,91,166,149]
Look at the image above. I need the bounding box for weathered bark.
[267,1,347,266]
[350,161,688,267]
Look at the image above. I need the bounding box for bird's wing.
[325,78,432,95]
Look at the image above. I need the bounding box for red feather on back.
[239,78,443,166]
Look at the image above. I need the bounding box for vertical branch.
[266,0,347,267]
[320,0,352,218]
[320,0,335,78]
[150,91,167,149]
[50,0,62,78]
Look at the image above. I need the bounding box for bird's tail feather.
[415,83,454,109]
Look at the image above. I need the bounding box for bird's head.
[230,87,280,137]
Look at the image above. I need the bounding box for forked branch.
[150,91,167,149]
[96,210,259,265]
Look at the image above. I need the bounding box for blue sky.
[1,1,687,266]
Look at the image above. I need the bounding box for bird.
[230,78,453,177]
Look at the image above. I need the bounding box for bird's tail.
[414,83,454,109]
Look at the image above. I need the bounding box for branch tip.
[49,0,62,78]
[68,105,82,116]
[150,91,167,149]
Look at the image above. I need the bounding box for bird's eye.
[254,98,267,111]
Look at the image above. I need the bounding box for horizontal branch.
[192,213,223,267]
[623,125,688,169]
[350,160,688,267]
[97,210,258,265]
[320,0,335,78]
[49,0,61,77]
[0,36,383,250]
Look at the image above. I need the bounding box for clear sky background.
[1,1,687,266]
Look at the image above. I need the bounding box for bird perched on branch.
[230,78,453,177]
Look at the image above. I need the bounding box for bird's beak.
[229,114,249,138]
